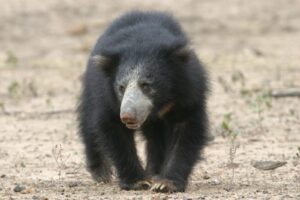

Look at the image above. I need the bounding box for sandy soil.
[0,0,300,199]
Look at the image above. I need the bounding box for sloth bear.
[77,11,209,193]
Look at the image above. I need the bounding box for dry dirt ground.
[0,0,300,199]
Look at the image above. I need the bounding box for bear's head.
[92,45,191,130]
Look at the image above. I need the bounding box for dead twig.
[271,89,300,98]
[0,109,74,118]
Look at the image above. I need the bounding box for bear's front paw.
[150,178,183,193]
[88,165,112,183]
[120,179,152,191]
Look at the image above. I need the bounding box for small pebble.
[203,172,210,180]
[210,178,221,185]
[14,184,26,192]
[32,196,49,200]
[68,182,79,188]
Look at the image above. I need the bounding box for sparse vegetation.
[0,102,5,113]
[221,113,240,191]
[7,80,38,100]
[240,88,272,130]
[5,51,18,67]
[231,70,246,87]
[7,81,20,98]
[51,144,67,183]
[248,90,272,130]
[293,147,300,167]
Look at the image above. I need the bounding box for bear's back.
[94,11,188,56]
[105,11,184,37]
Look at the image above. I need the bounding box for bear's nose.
[120,112,137,124]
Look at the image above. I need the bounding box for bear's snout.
[120,105,142,129]
[120,112,139,129]
[120,80,153,130]
[120,112,137,123]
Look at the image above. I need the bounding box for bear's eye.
[139,82,151,93]
[119,85,125,94]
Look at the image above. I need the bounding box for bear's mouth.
[125,122,140,130]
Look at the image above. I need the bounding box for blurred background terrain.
[0,0,299,199]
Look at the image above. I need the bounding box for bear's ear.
[90,54,117,72]
[171,46,192,63]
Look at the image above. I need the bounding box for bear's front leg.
[100,122,149,191]
[151,113,208,193]
[142,122,166,177]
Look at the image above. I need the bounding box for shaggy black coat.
[77,11,209,192]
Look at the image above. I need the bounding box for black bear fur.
[77,11,209,192]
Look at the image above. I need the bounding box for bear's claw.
[150,179,178,193]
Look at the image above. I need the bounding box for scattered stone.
[224,186,232,192]
[68,182,79,188]
[20,162,26,168]
[251,48,264,57]
[14,184,34,194]
[292,160,298,166]
[202,171,210,179]
[251,161,287,170]
[0,174,6,178]
[32,196,49,200]
[13,184,26,192]
[248,138,261,142]
[210,178,221,185]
